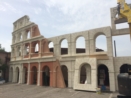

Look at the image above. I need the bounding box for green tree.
[0,59,8,79]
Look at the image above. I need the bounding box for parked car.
[0,77,5,84]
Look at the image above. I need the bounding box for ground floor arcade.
[9,58,130,92]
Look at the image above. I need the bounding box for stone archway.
[98,64,110,90]
[120,64,131,74]
[61,65,68,87]
[42,66,50,86]
[79,64,91,84]
[32,66,37,85]
[16,67,19,83]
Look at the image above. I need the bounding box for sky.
[0,0,131,57]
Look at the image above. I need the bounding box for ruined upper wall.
[12,15,42,45]
[13,15,32,31]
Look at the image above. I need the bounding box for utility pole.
[114,40,117,57]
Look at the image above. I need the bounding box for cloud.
[34,8,42,15]
[0,5,6,11]
[24,0,30,4]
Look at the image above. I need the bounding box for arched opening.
[23,67,28,84]
[61,65,68,87]
[76,36,85,53]
[27,31,30,39]
[35,43,39,53]
[42,66,50,86]
[49,42,54,52]
[16,67,19,83]
[61,39,68,55]
[95,35,107,52]
[10,68,13,82]
[120,64,131,74]
[25,45,29,55]
[17,46,21,57]
[98,64,110,90]
[32,66,37,85]
[20,34,22,41]
[80,64,91,84]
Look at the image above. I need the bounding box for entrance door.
[43,66,50,86]
[32,66,37,85]
[98,64,109,90]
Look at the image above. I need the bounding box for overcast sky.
[0,0,131,57]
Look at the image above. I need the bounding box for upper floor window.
[76,36,85,54]
[95,35,107,52]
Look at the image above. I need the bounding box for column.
[12,70,16,83]
[37,62,41,86]
[115,72,119,91]
[68,70,73,88]
[39,40,42,57]
[18,66,22,84]
[31,26,32,38]
[68,42,71,55]
[27,63,30,85]
[54,44,60,59]
[71,42,76,55]
[22,44,25,58]
[29,42,31,58]
[109,71,116,92]
[89,39,95,54]
[85,39,90,55]
[20,64,24,84]
[21,44,23,60]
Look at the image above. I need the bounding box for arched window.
[80,64,91,84]
[25,45,29,55]
[76,36,85,53]
[20,33,22,41]
[17,46,21,56]
[61,39,68,55]
[95,35,107,52]
[49,42,54,52]
[35,43,39,53]
[27,31,30,39]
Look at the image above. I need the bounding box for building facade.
[9,6,131,92]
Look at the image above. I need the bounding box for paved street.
[0,83,117,98]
